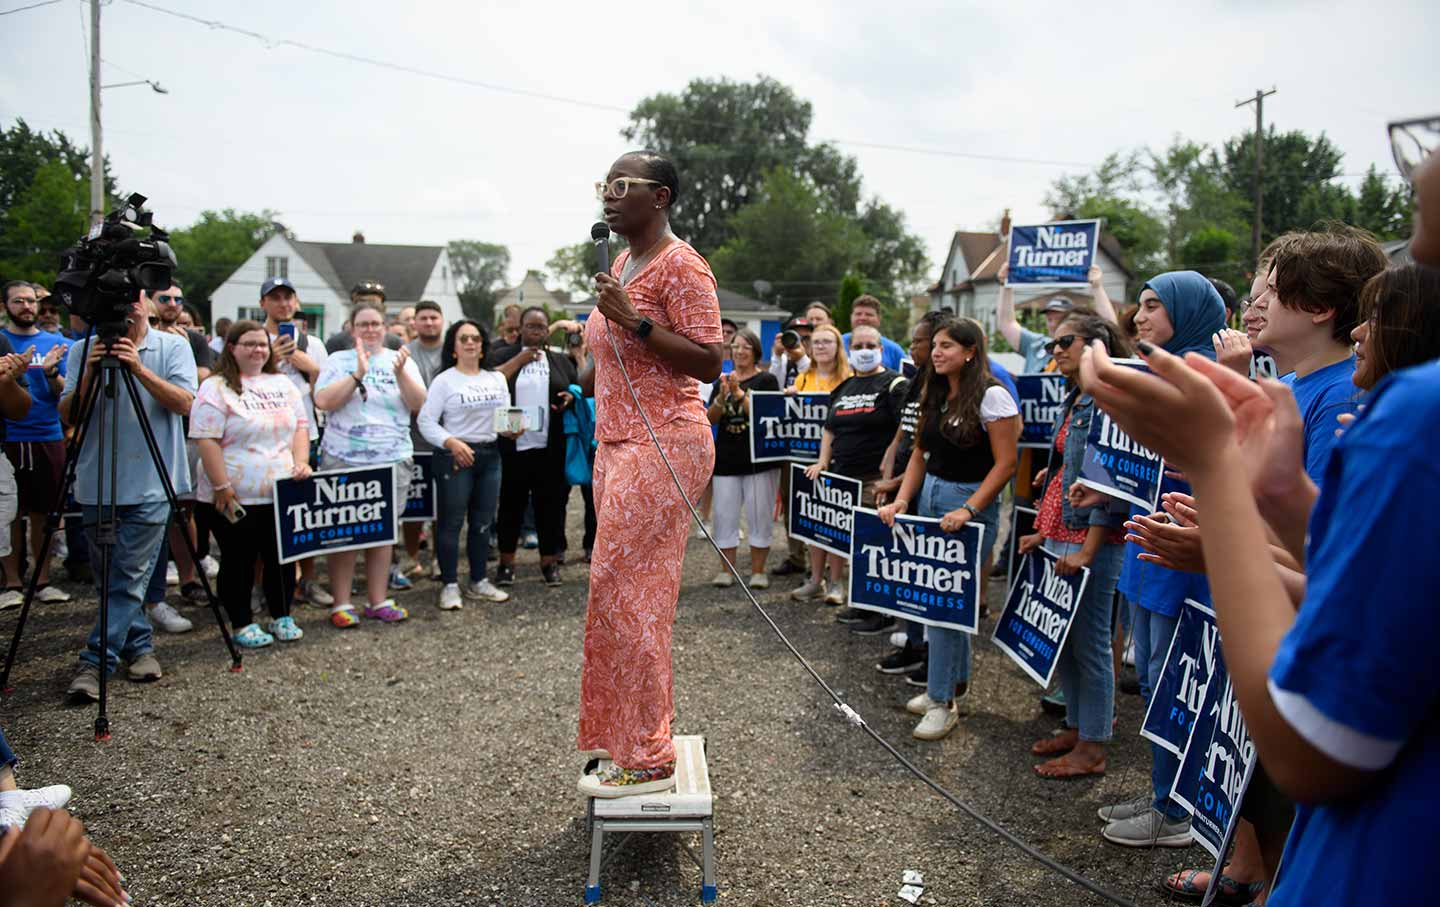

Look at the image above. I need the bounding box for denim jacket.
[1042,390,1131,532]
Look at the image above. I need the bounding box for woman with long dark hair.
[878,318,1020,741]
[190,320,311,647]
[1017,314,1133,777]
[417,319,513,610]
[1352,263,1440,390]
[576,151,724,797]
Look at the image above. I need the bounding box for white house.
[929,212,1132,333]
[210,232,463,339]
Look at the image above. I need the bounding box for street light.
[101,80,168,94]
[87,0,168,224]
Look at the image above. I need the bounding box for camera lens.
[780,330,799,349]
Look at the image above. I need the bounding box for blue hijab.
[1142,271,1227,360]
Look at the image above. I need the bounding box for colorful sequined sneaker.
[363,599,408,623]
[233,622,275,649]
[329,604,360,629]
[266,616,303,642]
[578,760,677,798]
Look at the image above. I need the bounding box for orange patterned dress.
[577,240,722,769]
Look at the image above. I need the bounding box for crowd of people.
[0,133,1435,904]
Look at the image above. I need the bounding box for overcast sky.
[3,0,1436,294]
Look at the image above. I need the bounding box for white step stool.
[582,735,715,903]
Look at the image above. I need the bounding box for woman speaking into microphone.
[577,151,724,798]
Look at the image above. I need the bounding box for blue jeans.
[1132,602,1186,819]
[79,501,168,674]
[1052,539,1124,742]
[144,525,172,606]
[921,475,999,704]
[433,445,501,584]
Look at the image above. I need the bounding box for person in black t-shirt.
[705,330,780,589]
[878,318,1020,742]
[794,325,907,605]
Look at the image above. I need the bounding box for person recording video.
[57,291,198,703]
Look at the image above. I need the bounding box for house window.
[239,307,266,323]
[266,256,289,279]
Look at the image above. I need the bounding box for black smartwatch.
[633,317,654,339]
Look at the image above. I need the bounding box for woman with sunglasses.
[190,321,311,647]
[877,318,1020,741]
[418,320,514,610]
[1015,315,1133,777]
[313,300,427,628]
[576,151,725,798]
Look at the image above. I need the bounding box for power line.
[117,0,1094,169]
[0,0,62,17]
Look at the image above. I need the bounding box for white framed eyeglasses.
[1389,116,1439,180]
[594,177,663,201]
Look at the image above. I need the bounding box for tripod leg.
[0,358,107,693]
[95,367,120,742]
[117,369,241,669]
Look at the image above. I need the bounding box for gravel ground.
[2,505,1209,906]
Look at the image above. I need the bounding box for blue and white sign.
[788,463,861,557]
[1005,219,1102,287]
[750,391,829,463]
[1171,658,1255,861]
[1078,361,1165,511]
[848,508,985,634]
[1016,373,1068,448]
[991,547,1091,687]
[273,466,400,565]
[400,453,435,524]
[1141,598,1219,756]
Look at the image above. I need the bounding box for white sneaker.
[748,573,769,590]
[35,585,71,603]
[465,578,510,603]
[0,784,73,827]
[0,589,21,610]
[438,583,463,610]
[823,583,846,605]
[147,601,193,633]
[53,536,68,561]
[906,691,944,715]
[913,701,959,740]
[888,631,908,648]
[165,562,179,586]
[710,571,733,588]
[297,580,334,606]
[790,579,824,601]
[201,555,220,580]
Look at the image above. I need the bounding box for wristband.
[961,503,979,518]
[212,481,233,492]
[895,498,909,511]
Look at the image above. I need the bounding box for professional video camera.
[53,193,176,340]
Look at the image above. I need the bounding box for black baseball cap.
[260,277,296,298]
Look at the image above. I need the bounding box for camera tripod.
[0,338,241,740]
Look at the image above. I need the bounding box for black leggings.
[201,503,293,628]
[497,446,568,557]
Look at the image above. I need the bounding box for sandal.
[329,605,360,629]
[1030,728,1078,756]
[233,623,274,649]
[1156,868,1266,905]
[1033,752,1106,779]
[363,599,409,623]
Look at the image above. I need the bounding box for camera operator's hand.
[104,337,143,375]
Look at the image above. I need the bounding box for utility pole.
[1235,87,1277,267]
[88,0,103,226]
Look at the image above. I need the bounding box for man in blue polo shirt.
[840,295,906,370]
[59,292,197,701]
[0,280,71,608]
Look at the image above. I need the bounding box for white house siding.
[413,251,464,325]
[208,235,344,338]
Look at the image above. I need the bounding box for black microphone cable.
[589,225,1138,907]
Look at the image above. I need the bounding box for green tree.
[1045,151,1167,288]
[708,167,866,315]
[0,159,91,285]
[0,119,112,218]
[1219,128,1349,245]
[447,239,511,322]
[167,210,289,323]
[834,272,864,334]
[1179,226,1244,288]
[544,238,628,299]
[1352,165,1413,240]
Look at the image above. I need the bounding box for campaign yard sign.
[991,547,1091,687]
[400,453,435,524]
[1016,373,1068,448]
[751,391,829,463]
[1078,361,1165,511]
[1169,645,1255,860]
[787,463,861,557]
[1005,219,1101,287]
[273,466,400,564]
[848,508,985,634]
[1141,598,1219,756]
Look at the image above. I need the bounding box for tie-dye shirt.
[189,373,308,504]
[315,347,423,464]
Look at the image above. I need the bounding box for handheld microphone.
[591,222,611,276]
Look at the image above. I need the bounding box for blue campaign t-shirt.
[1279,356,1359,483]
[1265,362,1440,905]
[841,331,907,371]
[1,329,70,442]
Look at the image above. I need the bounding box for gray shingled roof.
[292,240,442,301]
